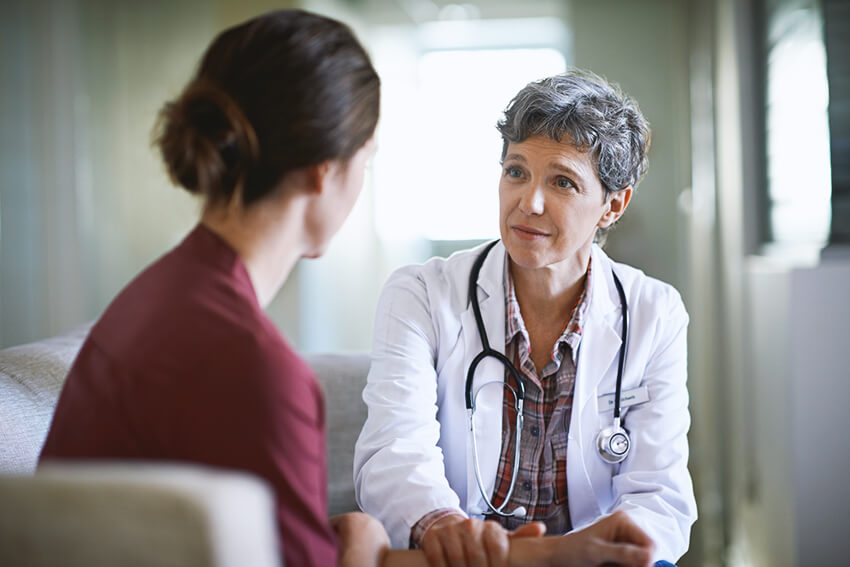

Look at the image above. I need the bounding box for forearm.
[380,549,430,567]
[507,538,552,567]
[379,545,547,567]
[378,516,652,567]
[380,539,545,567]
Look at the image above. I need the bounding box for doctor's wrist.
[410,509,466,548]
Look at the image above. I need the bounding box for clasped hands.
[331,509,653,567]
[419,510,654,567]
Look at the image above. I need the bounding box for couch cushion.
[306,352,371,515]
[0,462,280,567]
[0,325,90,474]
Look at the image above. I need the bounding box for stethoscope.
[465,240,631,519]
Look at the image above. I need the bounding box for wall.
[743,256,850,566]
[0,0,296,348]
[570,0,692,293]
[708,0,850,565]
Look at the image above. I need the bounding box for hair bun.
[155,79,258,200]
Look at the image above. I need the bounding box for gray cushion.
[306,352,371,515]
[0,325,89,474]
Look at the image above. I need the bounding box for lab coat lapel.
[576,247,623,416]
[575,245,621,408]
[568,247,623,525]
[460,242,507,514]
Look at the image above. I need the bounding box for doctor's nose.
[518,185,545,216]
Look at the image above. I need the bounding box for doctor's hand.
[420,513,546,567]
[538,510,654,567]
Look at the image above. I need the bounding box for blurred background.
[1,0,848,565]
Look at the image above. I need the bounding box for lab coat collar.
[587,244,620,320]
[471,239,506,309]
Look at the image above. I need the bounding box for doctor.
[354,70,697,566]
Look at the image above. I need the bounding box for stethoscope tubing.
[464,240,630,517]
[611,269,628,420]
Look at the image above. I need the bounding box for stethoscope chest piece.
[595,267,632,465]
[596,418,631,464]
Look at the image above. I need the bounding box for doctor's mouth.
[511,224,552,240]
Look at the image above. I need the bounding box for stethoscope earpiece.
[509,505,527,518]
[470,504,527,518]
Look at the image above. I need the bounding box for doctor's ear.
[598,186,633,228]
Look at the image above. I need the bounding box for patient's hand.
[420,513,546,567]
[331,512,391,567]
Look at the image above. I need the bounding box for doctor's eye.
[555,176,576,190]
[503,166,525,179]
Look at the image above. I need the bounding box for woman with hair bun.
[40,10,653,567]
[40,10,386,566]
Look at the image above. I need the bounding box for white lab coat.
[354,241,697,562]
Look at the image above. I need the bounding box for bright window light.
[766,7,832,248]
[372,22,567,243]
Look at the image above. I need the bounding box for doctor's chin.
[1,1,848,567]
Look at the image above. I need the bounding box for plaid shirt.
[487,253,591,533]
[410,254,592,545]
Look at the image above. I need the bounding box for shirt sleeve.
[409,507,467,548]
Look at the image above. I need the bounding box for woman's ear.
[598,186,633,228]
[303,161,333,195]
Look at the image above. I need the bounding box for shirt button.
[530,426,540,437]
[523,481,532,491]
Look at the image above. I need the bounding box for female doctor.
[354,70,697,566]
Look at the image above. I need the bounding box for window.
[371,18,569,248]
[764,0,832,254]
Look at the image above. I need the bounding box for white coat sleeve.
[609,286,698,562]
[353,267,465,549]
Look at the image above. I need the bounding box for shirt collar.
[504,251,593,365]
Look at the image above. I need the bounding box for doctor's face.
[498,135,626,273]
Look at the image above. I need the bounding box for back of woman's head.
[156,10,380,206]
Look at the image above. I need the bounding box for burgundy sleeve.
[205,344,338,567]
[148,340,339,567]
[264,360,339,567]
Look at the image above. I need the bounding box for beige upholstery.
[0,325,91,474]
[0,462,281,567]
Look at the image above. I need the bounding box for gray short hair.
[497,70,650,198]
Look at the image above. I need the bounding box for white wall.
[0,0,297,349]
[744,255,850,566]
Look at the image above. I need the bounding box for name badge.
[597,385,650,412]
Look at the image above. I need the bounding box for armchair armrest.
[0,461,282,567]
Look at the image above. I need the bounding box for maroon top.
[40,224,337,567]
